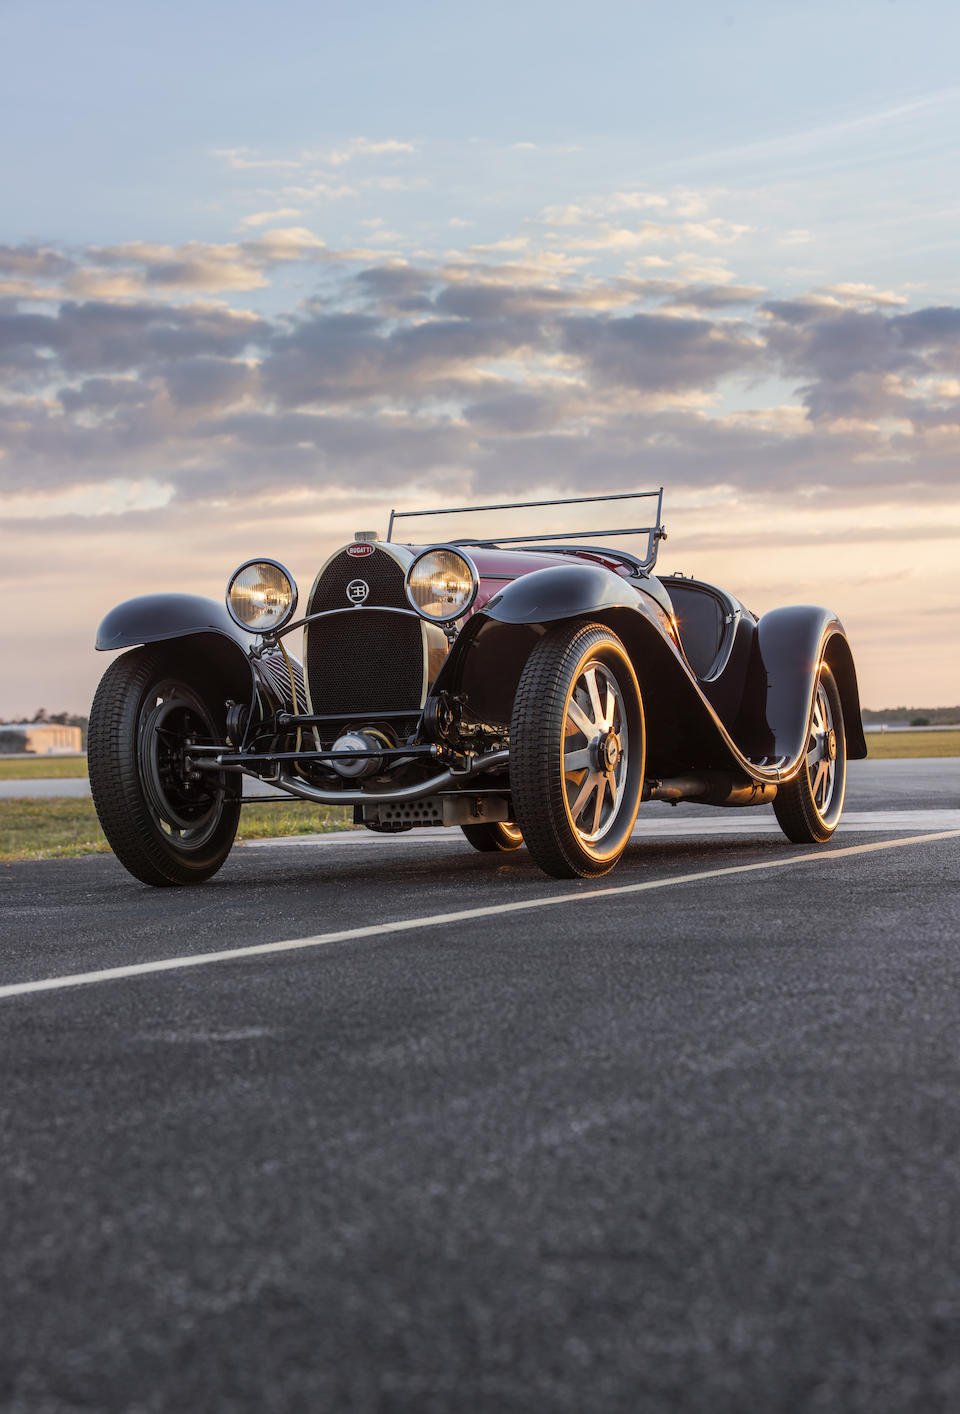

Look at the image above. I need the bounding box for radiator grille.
[309,547,407,611]
[305,547,425,717]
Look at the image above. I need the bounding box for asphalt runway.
[2,760,959,1412]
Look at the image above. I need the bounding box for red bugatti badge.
[347,543,376,558]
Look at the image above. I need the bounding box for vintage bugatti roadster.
[89,489,866,883]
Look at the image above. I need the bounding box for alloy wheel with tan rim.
[510,622,645,878]
[773,660,847,844]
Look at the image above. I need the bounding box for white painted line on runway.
[242,810,960,848]
[634,810,960,835]
[2,829,959,1002]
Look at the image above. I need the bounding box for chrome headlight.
[226,559,298,633]
[405,547,479,623]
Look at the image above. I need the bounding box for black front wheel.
[88,647,240,886]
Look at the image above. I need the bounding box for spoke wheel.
[511,622,645,878]
[773,661,847,844]
[562,659,630,845]
[89,646,240,886]
[461,821,524,853]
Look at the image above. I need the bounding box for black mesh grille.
[305,548,425,716]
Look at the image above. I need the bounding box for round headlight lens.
[405,548,478,623]
[226,559,298,633]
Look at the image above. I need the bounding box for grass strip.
[862,729,960,759]
[0,797,353,863]
[0,755,88,780]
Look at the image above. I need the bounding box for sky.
[2,0,959,714]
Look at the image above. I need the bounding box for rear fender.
[745,606,867,762]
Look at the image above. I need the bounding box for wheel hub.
[598,731,622,770]
[138,683,226,849]
[826,728,837,762]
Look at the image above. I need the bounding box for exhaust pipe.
[645,773,777,807]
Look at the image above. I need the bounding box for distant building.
[0,723,83,755]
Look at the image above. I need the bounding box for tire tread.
[772,664,846,845]
[511,622,642,878]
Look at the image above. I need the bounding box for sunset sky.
[2,0,959,715]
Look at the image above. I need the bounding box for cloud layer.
[2,219,959,520]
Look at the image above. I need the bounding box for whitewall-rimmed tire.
[510,622,645,879]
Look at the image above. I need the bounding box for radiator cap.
[353,530,379,542]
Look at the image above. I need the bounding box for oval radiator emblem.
[346,543,376,558]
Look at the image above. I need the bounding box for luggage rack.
[386,488,667,572]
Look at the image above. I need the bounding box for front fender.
[432,566,675,728]
[754,606,867,761]
[482,563,670,624]
[95,593,258,703]
[96,592,254,653]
